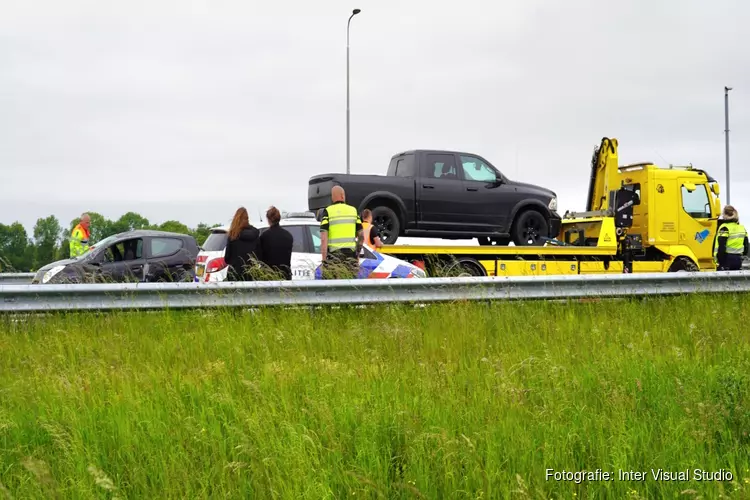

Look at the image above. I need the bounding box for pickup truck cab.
[308,149,561,245]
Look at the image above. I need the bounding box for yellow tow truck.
[379,137,723,276]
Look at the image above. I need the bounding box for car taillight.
[412,260,425,271]
[206,257,227,273]
[197,255,207,263]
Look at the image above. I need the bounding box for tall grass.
[1,294,750,498]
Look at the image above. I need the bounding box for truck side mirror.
[711,183,720,196]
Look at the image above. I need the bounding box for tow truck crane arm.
[586,137,619,213]
[563,137,621,220]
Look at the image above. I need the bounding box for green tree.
[32,215,62,269]
[190,222,221,246]
[111,212,151,234]
[158,220,191,234]
[0,222,33,272]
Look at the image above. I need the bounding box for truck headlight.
[42,265,65,284]
[548,197,557,211]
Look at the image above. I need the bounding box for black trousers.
[717,254,743,271]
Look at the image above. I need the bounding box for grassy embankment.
[2,294,750,498]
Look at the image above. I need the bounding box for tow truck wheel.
[445,258,486,277]
[511,209,549,246]
[370,206,400,245]
[668,257,698,272]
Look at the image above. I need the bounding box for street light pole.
[724,86,732,205]
[347,8,361,175]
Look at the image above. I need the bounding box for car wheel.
[370,206,400,245]
[512,210,549,246]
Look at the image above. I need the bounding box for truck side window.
[460,155,497,183]
[681,184,711,219]
[424,154,458,180]
[394,155,415,177]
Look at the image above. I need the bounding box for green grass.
[2,294,750,499]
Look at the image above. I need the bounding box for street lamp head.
[725,86,733,92]
[353,8,361,15]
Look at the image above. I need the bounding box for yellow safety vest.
[70,223,91,258]
[714,221,747,258]
[322,202,359,251]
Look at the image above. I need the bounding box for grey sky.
[1,0,748,246]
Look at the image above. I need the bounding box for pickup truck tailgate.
[308,176,336,210]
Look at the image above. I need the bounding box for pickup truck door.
[417,152,472,227]
[458,154,517,231]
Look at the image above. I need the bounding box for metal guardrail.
[0,272,35,284]
[1,271,750,313]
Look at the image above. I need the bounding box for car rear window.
[202,231,228,251]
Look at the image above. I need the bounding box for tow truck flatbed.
[377,137,723,277]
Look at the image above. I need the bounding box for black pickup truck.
[308,149,561,246]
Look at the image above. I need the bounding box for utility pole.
[346,8,361,175]
[725,86,732,205]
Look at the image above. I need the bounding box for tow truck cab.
[558,137,722,272]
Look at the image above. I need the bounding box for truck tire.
[668,257,698,272]
[444,257,486,277]
[370,206,400,245]
[511,209,548,246]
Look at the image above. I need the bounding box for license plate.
[196,265,205,277]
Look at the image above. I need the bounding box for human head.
[80,213,91,229]
[266,206,281,226]
[362,209,372,222]
[723,205,739,222]
[228,207,250,240]
[331,185,345,203]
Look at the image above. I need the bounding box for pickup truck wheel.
[512,210,548,246]
[370,206,400,245]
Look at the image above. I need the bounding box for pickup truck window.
[460,155,497,183]
[424,153,459,179]
[394,155,415,177]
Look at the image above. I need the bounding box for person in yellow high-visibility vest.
[70,213,92,258]
[319,186,363,279]
[713,205,749,271]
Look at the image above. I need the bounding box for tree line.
[0,211,220,273]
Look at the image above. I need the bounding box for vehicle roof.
[109,229,197,240]
[209,215,319,233]
[391,149,483,158]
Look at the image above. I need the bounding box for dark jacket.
[224,226,262,281]
[258,224,294,280]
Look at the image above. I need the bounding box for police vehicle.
[194,211,426,282]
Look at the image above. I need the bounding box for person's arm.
[224,239,233,267]
[716,229,728,263]
[354,215,363,254]
[744,235,749,257]
[370,225,383,248]
[319,209,329,260]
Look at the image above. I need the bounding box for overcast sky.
[1,0,748,246]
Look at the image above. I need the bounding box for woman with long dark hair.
[224,207,262,281]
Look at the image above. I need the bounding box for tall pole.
[724,86,732,205]
[347,8,361,175]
